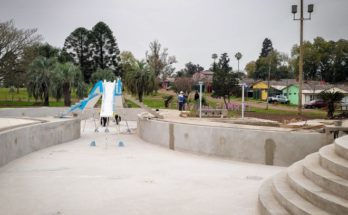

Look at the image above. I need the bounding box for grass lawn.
[250,107,326,118]
[124,99,140,108]
[0,101,65,107]
[0,87,82,108]
[0,88,29,101]
[226,106,327,121]
[141,91,218,110]
[142,92,178,109]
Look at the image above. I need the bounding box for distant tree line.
[1,19,347,107]
[0,19,180,106]
[245,38,293,81]
[245,37,348,83]
[291,37,348,83]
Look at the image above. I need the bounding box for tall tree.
[245,61,256,78]
[234,52,242,72]
[255,38,274,80]
[260,38,273,57]
[63,27,93,82]
[27,57,57,106]
[291,37,348,83]
[0,20,41,83]
[6,43,65,89]
[146,40,176,81]
[332,39,348,82]
[90,22,120,75]
[125,60,156,102]
[173,77,193,95]
[212,53,239,108]
[185,62,204,77]
[255,46,290,81]
[51,63,82,106]
[212,53,218,63]
[318,91,344,119]
[177,62,204,77]
[90,68,116,84]
[37,43,59,59]
[119,51,137,80]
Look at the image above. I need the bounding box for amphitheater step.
[320,144,348,180]
[303,153,348,200]
[258,178,290,215]
[288,160,348,215]
[272,171,330,215]
[335,136,348,160]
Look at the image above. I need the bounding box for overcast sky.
[1,0,347,71]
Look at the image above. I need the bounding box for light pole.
[292,1,314,115]
[199,81,203,118]
[241,83,246,119]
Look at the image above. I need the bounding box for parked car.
[268,95,289,104]
[304,100,327,109]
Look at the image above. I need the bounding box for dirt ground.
[244,111,323,123]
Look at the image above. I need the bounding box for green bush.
[163,95,173,108]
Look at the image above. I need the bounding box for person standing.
[183,93,188,110]
[178,91,185,111]
[194,90,199,110]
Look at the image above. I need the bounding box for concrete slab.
[0,119,284,215]
[149,109,308,132]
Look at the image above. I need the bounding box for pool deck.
[0,117,43,132]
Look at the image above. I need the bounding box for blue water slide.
[67,81,104,113]
[114,78,122,96]
[89,80,104,96]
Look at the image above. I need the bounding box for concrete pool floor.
[0,119,284,215]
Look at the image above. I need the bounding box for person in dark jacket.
[115,114,121,125]
[194,90,199,109]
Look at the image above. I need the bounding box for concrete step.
[272,171,329,215]
[258,178,290,215]
[288,160,348,215]
[319,144,348,180]
[335,136,348,160]
[303,153,348,200]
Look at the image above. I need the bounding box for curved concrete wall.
[0,118,80,167]
[137,118,333,166]
[0,107,68,117]
[0,107,144,121]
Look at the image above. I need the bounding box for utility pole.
[292,1,314,115]
[299,0,304,115]
[266,53,272,110]
[199,81,203,118]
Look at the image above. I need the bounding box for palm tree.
[234,52,243,73]
[318,91,344,119]
[212,53,218,63]
[27,57,56,106]
[51,63,82,106]
[125,60,155,102]
[90,68,116,84]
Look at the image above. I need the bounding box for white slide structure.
[100,81,116,117]
[64,79,123,118]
